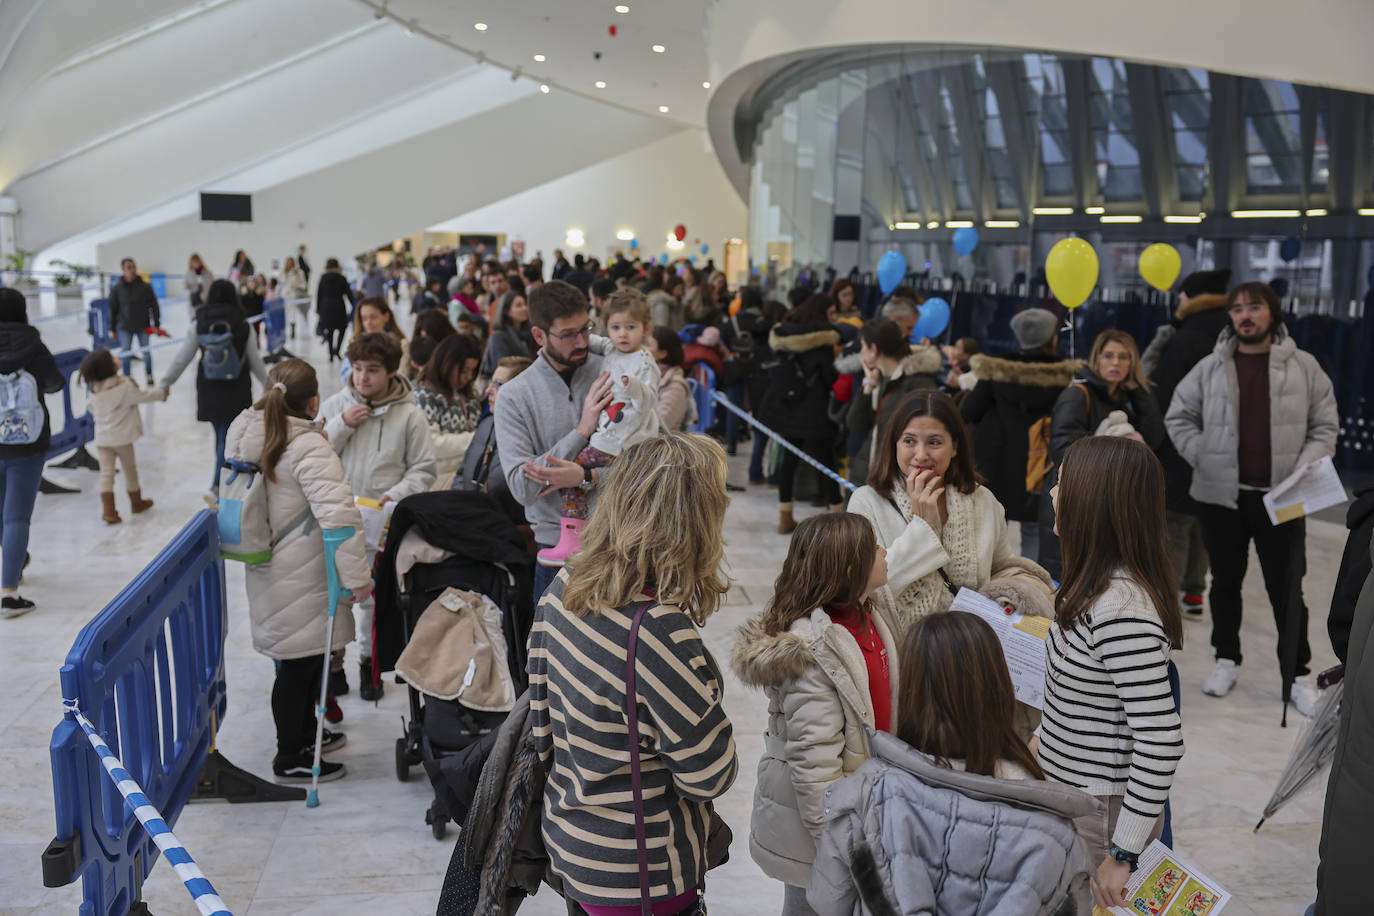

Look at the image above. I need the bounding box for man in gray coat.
[1165,281,1338,716]
[107,257,162,385]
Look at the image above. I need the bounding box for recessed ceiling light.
[615,4,630,12]
[473,22,488,31]
[594,80,607,89]
[540,84,551,94]
[532,53,545,62]
[658,105,669,113]
[701,81,711,89]
[651,44,666,53]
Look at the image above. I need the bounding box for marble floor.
[0,306,1341,914]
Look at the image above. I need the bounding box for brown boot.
[100,491,122,524]
[129,490,154,514]
[777,502,796,535]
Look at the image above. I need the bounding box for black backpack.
[776,349,815,403]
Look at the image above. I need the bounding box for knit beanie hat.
[1179,269,1230,298]
[1010,308,1057,350]
[0,288,28,324]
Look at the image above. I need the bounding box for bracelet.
[1108,844,1140,871]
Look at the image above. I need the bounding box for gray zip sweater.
[493,350,605,546]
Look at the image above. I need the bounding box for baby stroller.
[372,490,535,839]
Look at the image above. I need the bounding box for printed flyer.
[1093,841,1230,916]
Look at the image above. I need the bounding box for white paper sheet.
[1261,455,1347,525]
[355,497,398,553]
[1096,840,1231,915]
[948,587,1050,710]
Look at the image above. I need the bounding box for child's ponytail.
[254,359,319,482]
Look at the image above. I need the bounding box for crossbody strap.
[625,600,654,916]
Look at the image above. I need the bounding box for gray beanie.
[1010,308,1057,350]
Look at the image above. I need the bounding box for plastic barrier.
[687,363,716,433]
[43,510,301,914]
[47,348,94,463]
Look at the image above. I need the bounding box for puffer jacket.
[960,352,1080,522]
[89,375,164,447]
[807,729,1096,916]
[845,345,941,486]
[657,364,692,431]
[759,324,841,441]
[732,598,901,888]
[1164,325,1339,509]
[225,408,372,660]
[319,374,437,502]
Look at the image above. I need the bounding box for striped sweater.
[1038,574,1184,854]
[527,572,738,906]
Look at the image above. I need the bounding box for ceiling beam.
[1125,63,1170,217]
[1060,59,1096,209]
[985,59,1032,217]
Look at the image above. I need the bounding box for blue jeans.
[212,422,231,489]
[532,558,559,607]
[0,453,45,589]
[117,328,152,377]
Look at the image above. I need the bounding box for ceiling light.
[658,105,669,113]
[1360,208,1374,216]
[1032,207,1073,215]
[1306,208,1328,216]
[651,44,666,53]
[540,84,550,94]
[473,22,488,31]
[666,235,685,250]
[984,220,1020,228]
[1231,209,1301,218]
[1164,215,1204,224]
[926,221,940,229]
[532,53,545,62]
[1085,206,1105,215]
[946,220,974,228]
[565,229,585,248]
[701,81,711,89]
[595,80,607,89]
[615,4,630,12]
[616,229,635,241]
[893,222,922,230]
[1099,215,1143,223]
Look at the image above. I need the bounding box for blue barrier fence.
[48,348,93,463]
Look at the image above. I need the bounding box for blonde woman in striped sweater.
[528,433,737,916]
[1038,436,1184,911]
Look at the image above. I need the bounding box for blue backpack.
[198,320,243,381]
[0,370,44,444]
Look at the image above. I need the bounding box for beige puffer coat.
[89,375,164,447]
[732,596,901,888]
[1165,327,1339,509]
[226,408,373,660]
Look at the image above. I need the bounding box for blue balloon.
[690,254,698,264]
[1280,235,1302,263]
[659,253,669,266]
[912,297,951,340]
[877,250,907,296]
[700,243,709,256]
[952,227,980,257]
[628,238,638,250]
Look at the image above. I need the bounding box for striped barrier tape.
[711,391,858,493]
[60,699,232,916]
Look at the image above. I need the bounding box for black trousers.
[324,327,346,359]
[777,435,840,506]
[1196,491,1311,675]
[272,654,324,756]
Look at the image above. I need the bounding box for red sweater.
[825,605,891,732]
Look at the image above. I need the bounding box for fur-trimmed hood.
[969,353,1081,388]
[834,343,941,377]
[769,324,841,354]
[732,615,821,687]
[1176,292,1228,322]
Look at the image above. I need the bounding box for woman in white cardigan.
[848,390,1054,631]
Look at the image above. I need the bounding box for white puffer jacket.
[88,375,164,447]
[226,408,373,660]
[1165,327,1339,509]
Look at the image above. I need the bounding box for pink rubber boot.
[538,517,587,568]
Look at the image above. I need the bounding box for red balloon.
[673,224,686,242]
[608,24,617,36]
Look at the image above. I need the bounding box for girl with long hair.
[352,296,411,377]
[1039,435,1184,910]
[186,252,214,308]
[528,434,737,916]
[480,290,536,377]
[734,513,899,916]
[223,360,372,782]
[414,334,484,488]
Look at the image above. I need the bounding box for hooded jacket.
[89,375,164,448]
[845,345,941,486]
[961,352,1081,522]
[225,408,372,659]
[1165,326,1339,508]
[1149,293,1232,512]
[807,729,1096,916]
[733,599,901,888]
[0,322,64,458]
[759,324,841,441]
[319,374,437,502]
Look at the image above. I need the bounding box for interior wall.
[428,129,747,270]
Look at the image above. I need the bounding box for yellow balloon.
[1139,243,1182,292]
[1045,237,1099,310]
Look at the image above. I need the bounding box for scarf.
[889,481,980,628]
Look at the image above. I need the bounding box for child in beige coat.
[80,349,166,523]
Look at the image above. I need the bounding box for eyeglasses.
[546,324,591,343]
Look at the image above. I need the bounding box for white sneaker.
[1290,675,1319,718]
[1202,659,1239,697]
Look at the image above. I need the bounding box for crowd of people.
[1,238,1365,914]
